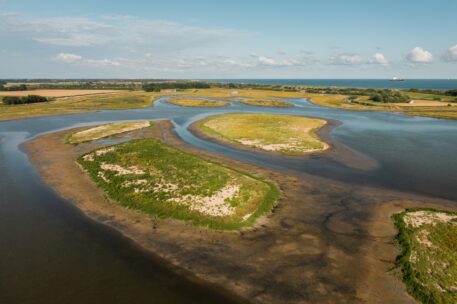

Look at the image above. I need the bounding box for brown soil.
[23,120,457,304]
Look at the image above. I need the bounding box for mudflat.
[23,120,457,303]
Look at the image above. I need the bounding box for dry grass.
[0,89,122,97]
[167,98,229,107]
[197,113,328,155]
[68,121,151,144]
[0,91,163,121]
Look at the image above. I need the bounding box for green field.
[67,121,151,144]
[196,113,328,155]
[78,139,279,230]
[393,208,457,304]
[167,97,229,107]
[0,91,161,121]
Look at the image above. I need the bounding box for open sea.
[210,79,457,90]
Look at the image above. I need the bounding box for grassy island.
[195,113,328,155]
[167,97,229,107]
[68,121,151,144]
[78,139,279,229]
[234,98,293,107]
[393,208,457,304]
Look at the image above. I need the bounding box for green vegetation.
[0,91,159,121]
[370,91,410,103]
[234,98,293,107]
[143,81,211,92]
[2,95,47,105]
[393,208,457,304]
[167,98,229,107]
[68,121,151,144]
[445,89,457,97]
[78,139,279,230]
[0,84,28,91]
[196,113,328,155]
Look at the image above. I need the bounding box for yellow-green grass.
[233,98,293,107]
[393,208,457,304]
[196,113,328,155]
[78,139,279,230]
[167,97,229,107]
[405,92,456,102]
[0,91,162,121]
[68,121,152,144]
[306,93,457,120]
[182,88,308,99]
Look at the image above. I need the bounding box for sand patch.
[100,163,145,176]
[403,210,457,228]
[169,184,240,217]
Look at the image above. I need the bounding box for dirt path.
[23,121,456,303]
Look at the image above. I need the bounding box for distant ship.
[390,76,405,81]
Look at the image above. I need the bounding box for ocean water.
[210,79,457,90]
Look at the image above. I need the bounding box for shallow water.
[1,97,457,303]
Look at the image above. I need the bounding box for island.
[74,123,279,229]
[393,208,457,304]
[192,113,329,155]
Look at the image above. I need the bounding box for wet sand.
[23,120,457,303]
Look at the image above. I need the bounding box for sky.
[0,0,456,79]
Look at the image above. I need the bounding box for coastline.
[189,114,379,170]
[22,120,456,303]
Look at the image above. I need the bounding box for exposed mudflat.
[23,120,457,304]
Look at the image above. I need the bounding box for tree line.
[0,84,28,91]
[142,81,211,92]
[2,95,48,105]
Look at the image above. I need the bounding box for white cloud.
[406,47,433,63]
[251,54,309,67]
[369,53,389,64]
[442,44,457,62]
[0,13,252,52]
[55,53,121,67]
[330,53,362,65]
[55,53,82,63]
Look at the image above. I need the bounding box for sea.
[209,79,457,90]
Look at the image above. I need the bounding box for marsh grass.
[167,98,229,107]
[393,208,457,304]
[197,113,328,155]
[78,139,279,230]
[67,121,152,144]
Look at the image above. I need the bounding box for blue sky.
[1,0,456,78]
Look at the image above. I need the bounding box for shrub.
[2,95,48,105]
[370,90,410,103]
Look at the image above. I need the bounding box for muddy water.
[1,97,457,303]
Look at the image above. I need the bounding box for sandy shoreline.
[22,120,457,303]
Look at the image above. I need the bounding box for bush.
[143,81,211,92]
[369,90,410,103]
[2,95,48,105]
[0,84,27,91]
[445,89,457,96]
